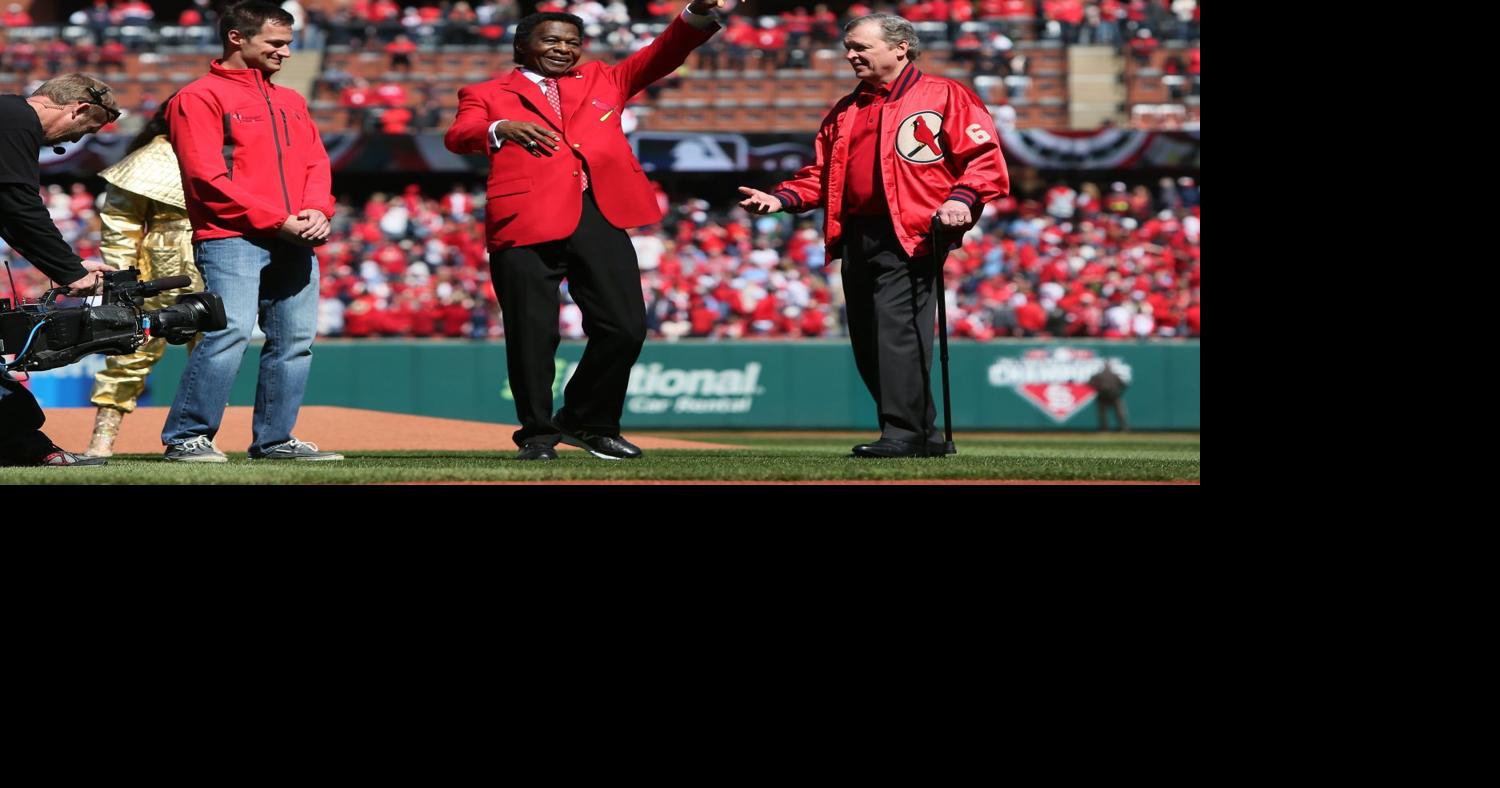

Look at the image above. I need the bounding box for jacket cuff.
[772,188,803,212]
[945,186,981,209]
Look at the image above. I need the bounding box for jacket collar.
[855,62,922,103]
[210,59,277,91]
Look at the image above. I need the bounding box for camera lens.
[151,292,227,344]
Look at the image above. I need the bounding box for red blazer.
[444,15,718,252]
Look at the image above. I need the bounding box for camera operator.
[0,74,120,468]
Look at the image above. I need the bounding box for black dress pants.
[490,191,647,447]
[841,214,945,445]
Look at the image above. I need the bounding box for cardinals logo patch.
[896,111,944,164]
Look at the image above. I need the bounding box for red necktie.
[541,77,587,191]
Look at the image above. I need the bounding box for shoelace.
[283,439,320,452]
[183,436,215,451]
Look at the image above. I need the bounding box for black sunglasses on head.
[84,85,121,123]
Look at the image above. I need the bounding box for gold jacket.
[87,136,204,414]
[97,135,195,281]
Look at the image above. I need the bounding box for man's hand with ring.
[498,120,559,157]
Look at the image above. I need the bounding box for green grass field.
[1,432,1198,484]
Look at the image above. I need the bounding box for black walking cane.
[931,215,956,456]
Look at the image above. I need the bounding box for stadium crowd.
[4,175,1199,342]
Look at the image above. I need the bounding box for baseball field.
[3,406,1199,484]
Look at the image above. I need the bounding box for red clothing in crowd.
[1016,299,1047,332]
[69,187,93,215]
[113,1,155,23]
[369,0,401,22]
[690,304,718,336]
[379,302,413,336]
[988,0,1034,18]
[380,107,413,134]
[341,84,373,109]
[444,190,474,218]
[374,82,408,107]
[1130,33,1159,61]
[99,40,126,67]
[782,9,812,35]
[752,27,788,50]
[812,6,839,40]
[375,242,407,276]
[1045,0,1086,25]
[724,19,757,47]
[344,296,377,337]
[439,302,470,337]
[44,40,71,64]
[800,308,828,337]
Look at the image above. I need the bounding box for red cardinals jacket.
[444,14,718,252]
[169,60,336,242]
[771,64,1009,257]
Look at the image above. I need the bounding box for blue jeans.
[162,236,320,455]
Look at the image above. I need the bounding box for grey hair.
[30,73,119,113]
[844,13,921,62]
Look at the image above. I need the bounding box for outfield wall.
[26,340,1199,430]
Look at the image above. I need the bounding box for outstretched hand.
[737,186,783,215]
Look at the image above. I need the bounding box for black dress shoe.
[516,443,559,460]
[850,437,950,458]
[558,428,643,460]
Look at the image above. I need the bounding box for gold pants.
[89,248,206,413]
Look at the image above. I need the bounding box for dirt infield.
[41,406,740,454]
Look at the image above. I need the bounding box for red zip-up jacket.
[168,60,336,242]
[770,64,1009,258]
